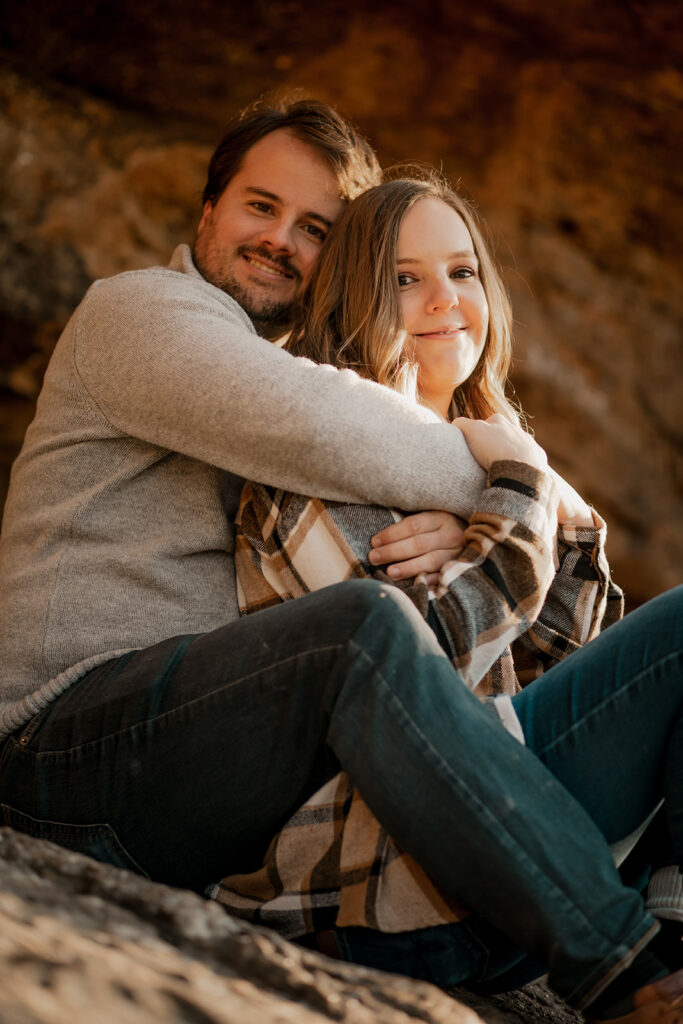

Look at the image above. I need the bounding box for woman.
[212,177,682,1022]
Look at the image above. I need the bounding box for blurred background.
[0,0,681,606]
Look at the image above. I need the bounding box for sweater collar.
[167,244,256,334]
[168,243,206,281]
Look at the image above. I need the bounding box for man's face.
[193,129,345,339]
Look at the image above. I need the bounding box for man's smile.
[244,255,292,278]
[239,247,300,284]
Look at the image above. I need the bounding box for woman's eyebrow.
[396,250,477,264]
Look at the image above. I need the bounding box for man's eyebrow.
[397,249,477,265]
[245,187,334,229]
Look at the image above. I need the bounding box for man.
[0,100,679,1021]
[0,96,485,874]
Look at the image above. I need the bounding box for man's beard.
[194,241,301,340]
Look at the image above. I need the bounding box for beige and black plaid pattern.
[211,460,622,938]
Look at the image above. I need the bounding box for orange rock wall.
[1,0,681,605]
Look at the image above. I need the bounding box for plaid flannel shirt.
[210,460,623,938]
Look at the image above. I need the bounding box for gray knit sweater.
[0,245,485,738]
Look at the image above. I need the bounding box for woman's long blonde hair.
[287,175,521,423]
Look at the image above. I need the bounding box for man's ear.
[197,201,214,235]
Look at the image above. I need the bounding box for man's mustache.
[236,246,302,284]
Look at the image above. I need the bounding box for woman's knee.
[625,585,683,654]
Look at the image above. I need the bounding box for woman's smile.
[413,325,467,339]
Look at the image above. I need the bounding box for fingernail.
[369,551,380,563]
[387,566,399,577]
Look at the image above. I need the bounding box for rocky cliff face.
[1,0,681,603]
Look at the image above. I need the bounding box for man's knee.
[320,578,431,638]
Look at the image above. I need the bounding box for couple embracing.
[0,98,681,1023]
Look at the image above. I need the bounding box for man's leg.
[0,579,672,1008]
[1,581,404,890]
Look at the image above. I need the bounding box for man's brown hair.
[202,98,382,207]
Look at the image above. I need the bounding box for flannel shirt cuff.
[481,460,558,538]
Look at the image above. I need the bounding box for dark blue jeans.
[0,581,681,1009]
[332,585,683,1004]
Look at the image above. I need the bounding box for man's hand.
[369,511,466,583]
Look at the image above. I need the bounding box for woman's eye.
[397,274,415,287]
[451,267,476,279]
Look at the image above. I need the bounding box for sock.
[585,948,669,1020]
[645,866,683,923]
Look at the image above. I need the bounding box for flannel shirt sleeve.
[234,481,375,615]
[234,483,294,614]
[511,510,625,686]
[427,460,559,691]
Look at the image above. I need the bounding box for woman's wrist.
[548,467,595,527]
[557,500,595,528]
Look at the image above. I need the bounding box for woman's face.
[397,197,489,418]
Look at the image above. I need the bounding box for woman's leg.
[507,585,683,1009]
[510,585,683,879]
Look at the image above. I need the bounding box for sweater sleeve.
[72,264,486,518]
[510,512,625,686]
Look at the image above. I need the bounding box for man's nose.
[257,218,297,254]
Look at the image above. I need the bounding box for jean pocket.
[1,804,150,878]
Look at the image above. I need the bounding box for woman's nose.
[427,279,460,312]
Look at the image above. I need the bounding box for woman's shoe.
[586,968,683,1023]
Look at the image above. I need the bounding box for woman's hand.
[452,414,548,472]
[547,467,595,527]
[369,511,466,583]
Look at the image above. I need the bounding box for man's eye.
[303,223,326,241]
[250,202,272,214]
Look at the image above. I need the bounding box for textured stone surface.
[0,4,681,599]
[0,827,584,1024]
